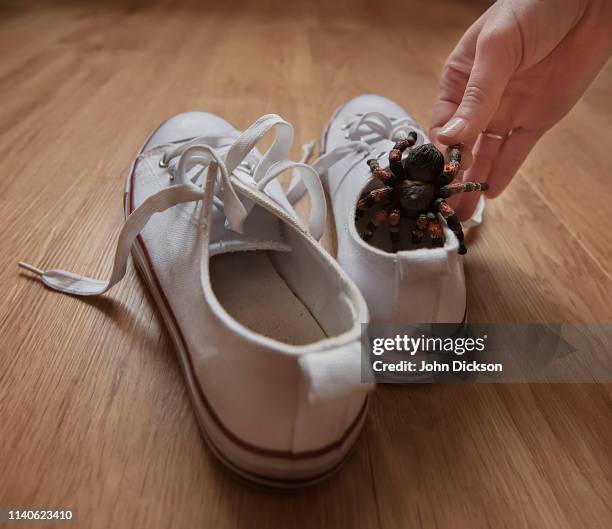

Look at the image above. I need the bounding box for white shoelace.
[343,111,425,145]
[18,114,351,296]
[280,113,423,204]
[312,111,426,200]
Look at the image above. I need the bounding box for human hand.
[430,0,612,220]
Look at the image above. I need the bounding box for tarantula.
[355,131,488,254]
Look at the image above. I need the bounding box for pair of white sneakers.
[20,95,484,487]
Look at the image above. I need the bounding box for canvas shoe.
[318,95,485,324]
[19,113,371,487]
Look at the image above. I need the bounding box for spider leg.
[439,181,489,199]
[427,212,444,248]
[438,144,463,186]
[355,186,394,220]
[367,159,396,187]
[434,198,467,254]
[411,213,428,245]
[362,209,389,242]
[388,131,418,179]
[388,208,401,252]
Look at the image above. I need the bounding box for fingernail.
[439,117,466,138]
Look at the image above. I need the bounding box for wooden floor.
[1,1,611,528]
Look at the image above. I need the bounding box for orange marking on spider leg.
[371,188,389,201]
[444,160,460,176]
[416,213,428,230]
[411,213,427,244]
[438,201,454,218]
[388,210,400,226]
[374,168,393,183]
[428,222,443,240]
[373,209,388,225]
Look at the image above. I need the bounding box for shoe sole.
[123,124,368,489]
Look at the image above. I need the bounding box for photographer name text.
[370,334,503,373]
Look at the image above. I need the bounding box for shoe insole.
[210,251,326,345]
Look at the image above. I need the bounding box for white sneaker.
[319,95,486,324]
[19,113,371,487]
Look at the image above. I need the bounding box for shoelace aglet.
[18,261,44,276]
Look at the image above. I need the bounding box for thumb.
[437,31,518,145]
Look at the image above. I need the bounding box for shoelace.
[19,114,344,296]
[343,111,425,146]
[309,111,425,200]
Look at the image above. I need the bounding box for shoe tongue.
[208,204,292,256]
[208,175,295,257]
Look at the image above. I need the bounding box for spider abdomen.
[399,180,435,217]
